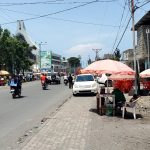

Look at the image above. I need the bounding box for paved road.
[0,80,72,149]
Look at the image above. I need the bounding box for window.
[76,75,94,82]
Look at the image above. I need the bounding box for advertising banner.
[41,51,52,70]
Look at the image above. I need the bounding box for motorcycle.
[10,86,21,98]
[64,79,68,86]
[41,80,48,90]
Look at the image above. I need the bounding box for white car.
[97,74,112,87]
[73,74,98,96]
[47,72,61,84]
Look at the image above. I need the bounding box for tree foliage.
[67,57,81,74]
[67,57,80,68]
[0,27,35,74]
[113,48,121,61]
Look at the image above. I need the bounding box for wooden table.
[97,93,115,116]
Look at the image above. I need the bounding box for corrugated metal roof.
[135,11,150,30]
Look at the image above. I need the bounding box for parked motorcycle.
[64,79,68,86]
[10,86,21,98]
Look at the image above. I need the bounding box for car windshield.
[76,75,94,82]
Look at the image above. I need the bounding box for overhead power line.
[0,0,117,6]
[111,0,128,52]
[0,7,122,27]
[112,0,150,53]
[0,0,63,6]
[0,0,117,25]
[136,0,150,10]
[114,16,131,51]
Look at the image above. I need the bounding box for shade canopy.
[140,69,150,78]
[109,74,135,80]
[0,70,9,75]
[81,59,135,75]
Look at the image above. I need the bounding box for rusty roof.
[135,11,150,30]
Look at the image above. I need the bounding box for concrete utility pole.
[92,48,101,61]
[131,0,137,94]
[39,43,42,69]
[146,28,150,68]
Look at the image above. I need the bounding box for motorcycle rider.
[9,74,22,95]
[40,73,48,88]
[41,73,46,82]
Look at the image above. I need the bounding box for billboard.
[41,51,52,70]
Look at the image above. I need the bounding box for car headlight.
[91,83,97,87]
[73,84,79,88]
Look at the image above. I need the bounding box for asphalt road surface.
[0,80,72,149]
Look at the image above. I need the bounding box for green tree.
[114,48,121,61]
[15,34,36,74]
[0,27,36,74]
[67,57,80,67]
[67,57,80,73]
[0,28,12,70]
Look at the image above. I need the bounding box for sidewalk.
[19,94,150,150]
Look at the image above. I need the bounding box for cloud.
[68,43,103,57]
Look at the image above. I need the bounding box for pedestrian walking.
[68,74,73,89]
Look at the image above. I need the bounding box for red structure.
[113,80,134,93]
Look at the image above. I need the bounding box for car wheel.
[73,93,76,96]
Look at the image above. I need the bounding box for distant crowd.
[0,73,40,86]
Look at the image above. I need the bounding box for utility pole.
[92,48,101,61]
[146,28,150,68]
[39,43,42,70]
[131,0,137,94]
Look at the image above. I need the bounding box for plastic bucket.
[106,104,113,116]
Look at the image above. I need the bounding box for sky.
[0,0,150,67]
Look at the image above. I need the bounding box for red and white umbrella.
[81,59,135,75]
[140,69,150,78]
[109,74,135,80]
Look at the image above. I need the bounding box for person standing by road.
[68,74,73,89]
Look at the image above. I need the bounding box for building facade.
[135,18,150,71]
[51,52,61,73]
[123,11,150,72]
[39,51,68,74]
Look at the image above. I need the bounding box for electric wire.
[0,0,117,26]
[136,0,150,10]
[0,0,118,6]
[0,9,13,22]
[0,0,148,55]
[111,0,128,53]
[0,7,121,27]
[112,0,149,54]
[114,16,131,51]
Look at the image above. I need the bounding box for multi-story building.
[103,53,114,59]
[123,11,150,72]
[122,49,134,68]
[135,11,150,71]
[51,52,61,73]
[40,51,68,74]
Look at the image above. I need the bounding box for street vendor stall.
[140,69,150,90]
